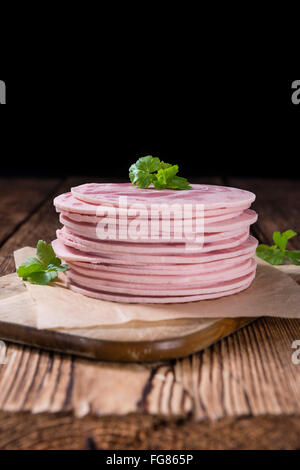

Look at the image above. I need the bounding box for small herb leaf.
[36,240,61,268]
[272,232,284,251]
[256,230,299,265]
[47,263,69,272]
[273,230,297,252]
[129,156,161,189]
[17,257,43,278]
[17,241,68,285]
[25,271,58,285]
[167,175,192,190]
[256,245,286,265]
[285,250,300,265]
[130,156,192,190]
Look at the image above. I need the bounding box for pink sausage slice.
[53,193,251,218]
[59,209,245,225]
[68,271,256,303]
[70,251,256,275]
[57,227,249,255]
[59,213,254,243]
[52,236,258,265]
[54,192,252,217]
[66,260,256,295]
[66,258,253,285]
[71,183,256,209]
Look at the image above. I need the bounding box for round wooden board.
[60,317,255,362]
[0,263,256,363]
[0,273,254,362]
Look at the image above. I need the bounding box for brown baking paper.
[14,248,300,330]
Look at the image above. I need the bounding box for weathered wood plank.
[0,411,299,450]
[0,177,299,427]
[227,178,300,247]
[0,315,298,420]
[0,177,86,276]
[0,177,61,249]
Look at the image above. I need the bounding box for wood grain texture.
[0,269,255,362]
[228,178,300,247]
[0,177,110,277]
[0,412,299,450]
[0,316,299,420]
[0,177,61,248]
[0,177,299,449]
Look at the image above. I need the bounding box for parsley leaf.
[256,245,286,265]
[256,230,299,265]
[47,263,68,272]
[25,271,59,285]
[129,156,161,189]
[36,240,62,268]
[129,156,192,190]
[17,240,68,285]
[272,230,297,252]
[16,257,43,278]
[153,165,179,189]
[159,161,172,170]
[153,165,192,190]
[285,250,300,265]
[167,175,192,190]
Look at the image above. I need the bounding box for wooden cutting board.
[0,261,255,362]
[1,246,300,363]
[2,245,300,363]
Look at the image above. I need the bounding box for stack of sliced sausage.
[52,183,258,303]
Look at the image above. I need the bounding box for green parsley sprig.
[256,230,300,265]
[129,156,192,190]
[17,240,68,285]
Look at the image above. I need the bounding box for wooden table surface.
[0,176,299,450]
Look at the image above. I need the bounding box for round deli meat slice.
[52,236,258,265]
[59,212,255,243]
[54,192,252,218]
[58,209,246,225]
[66,260,256,295]
[71,183,256,209]
[57,227,249,255]
[70,251,256,275]
[66,257,253,285]
[68,270,256,303]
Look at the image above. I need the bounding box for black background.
[1,76,299,179]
